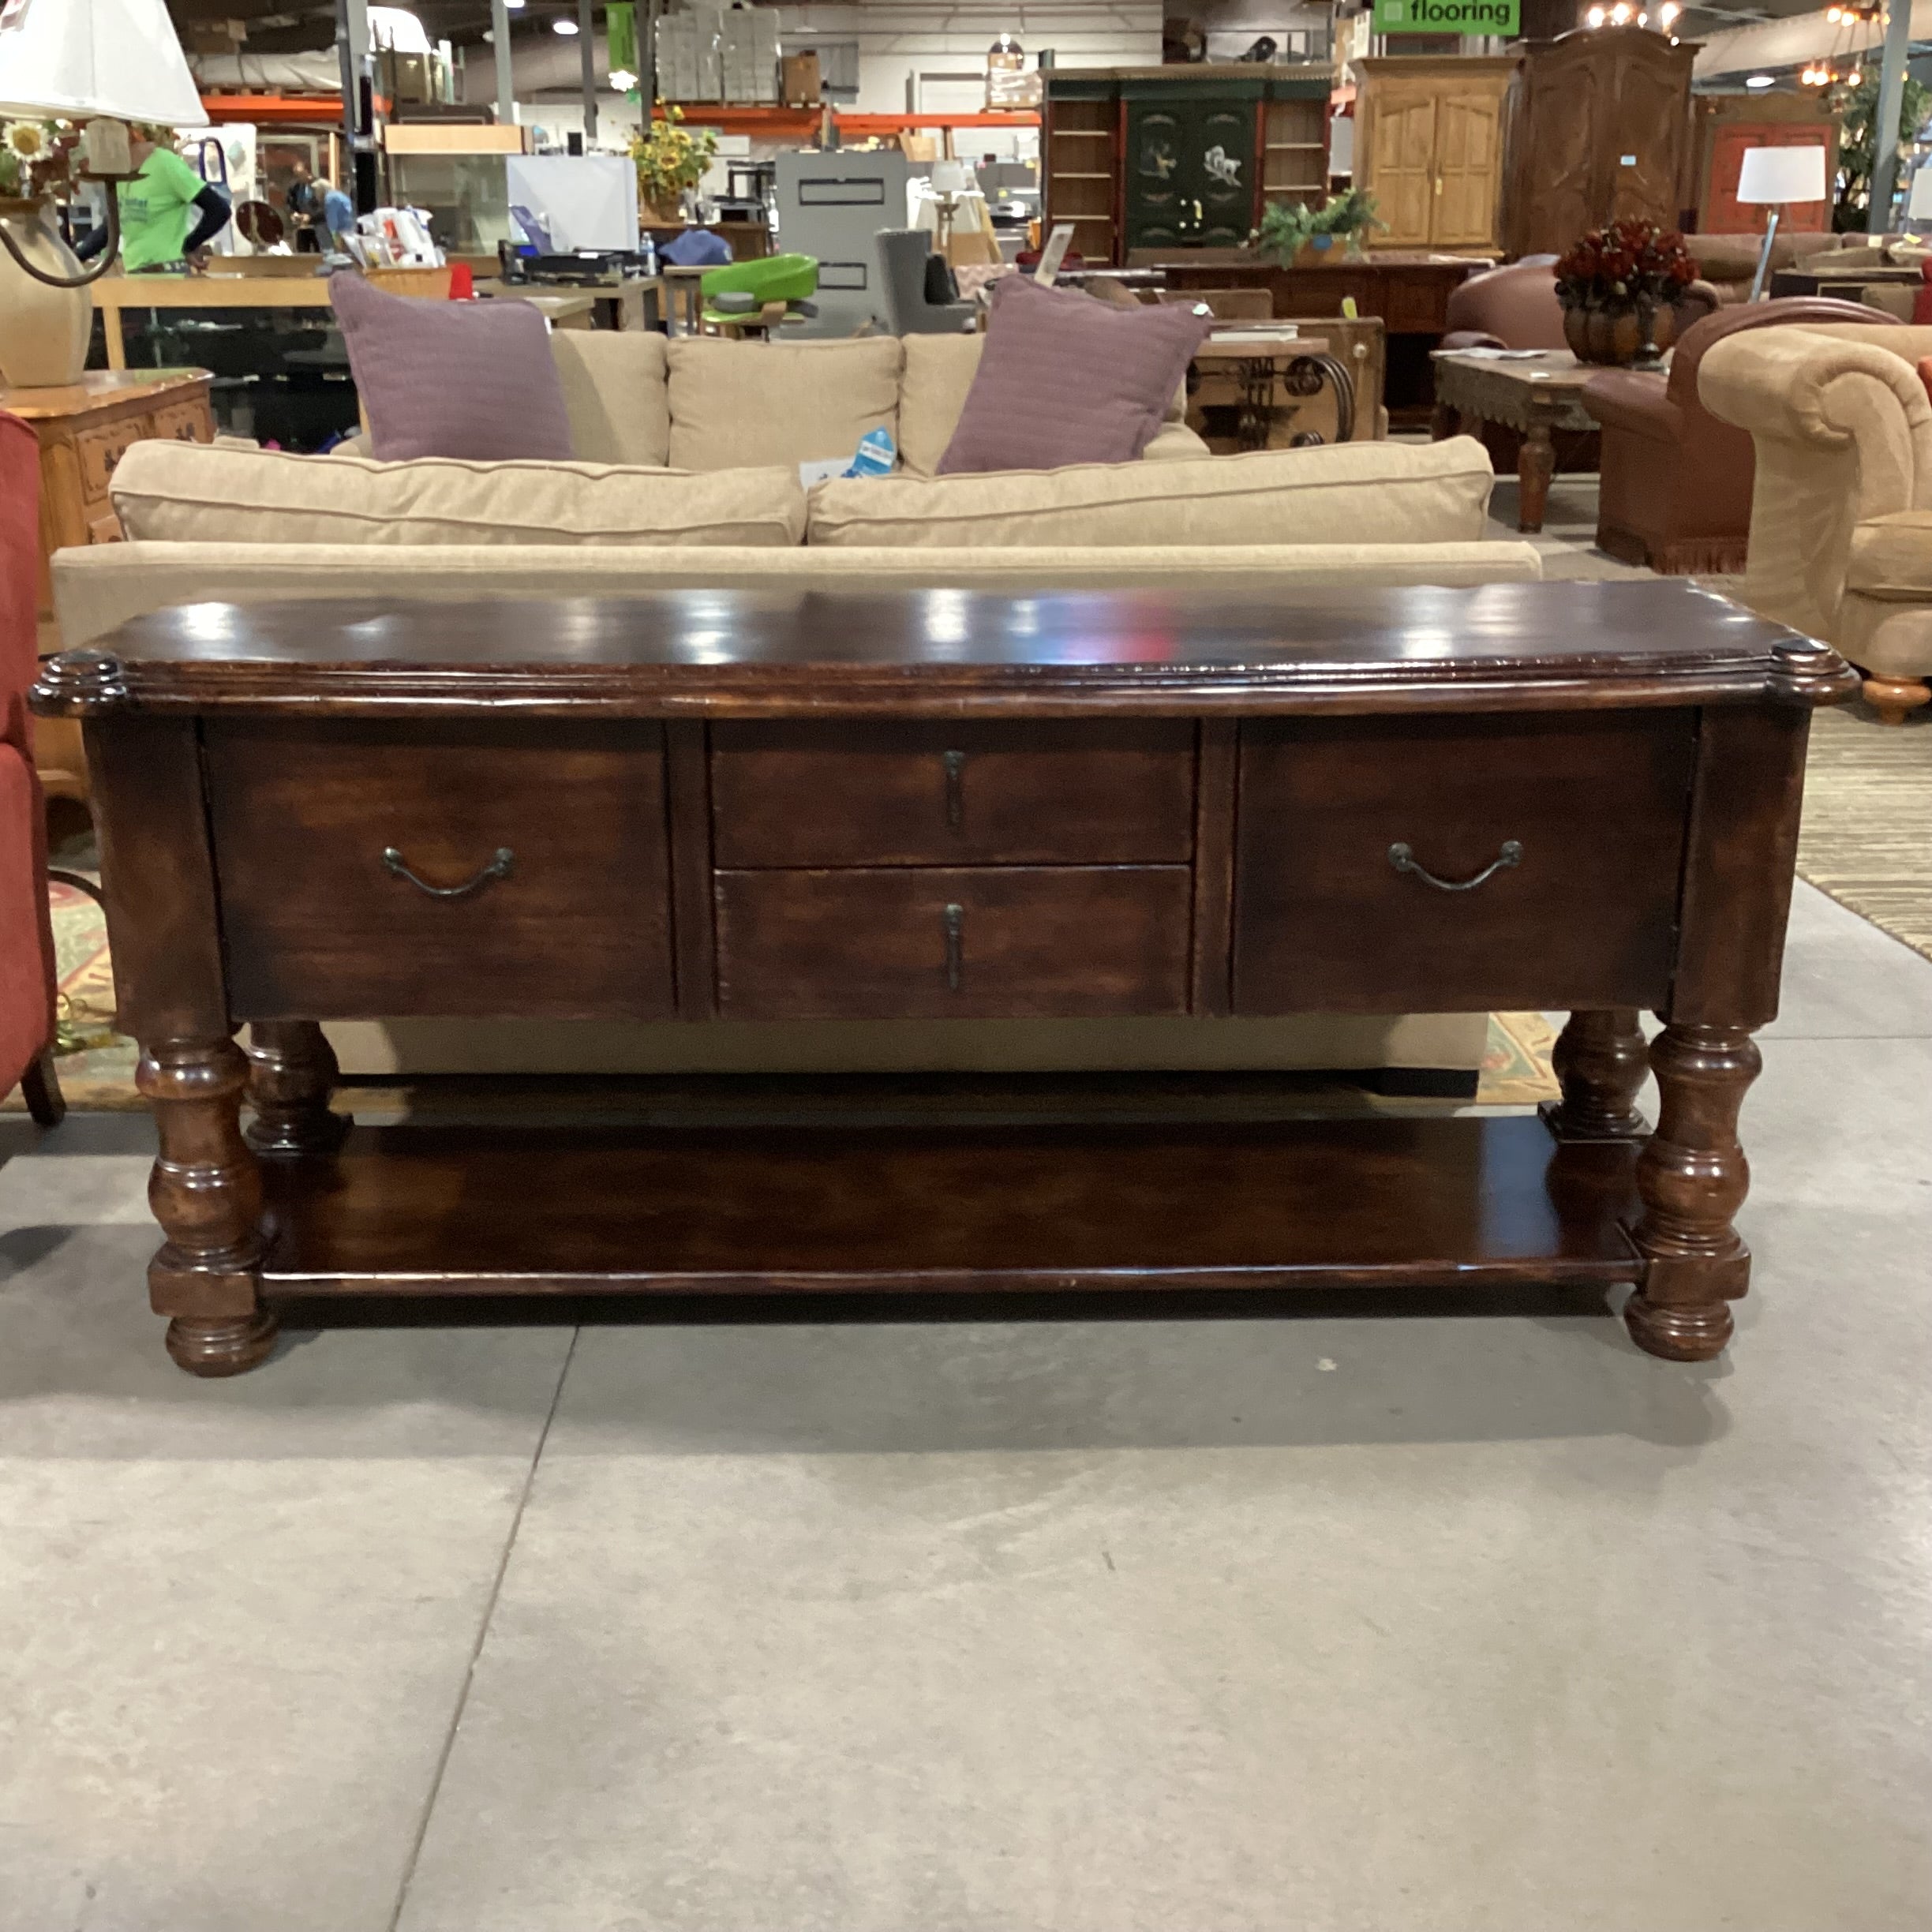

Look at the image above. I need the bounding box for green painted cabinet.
[1125,94,1258,252]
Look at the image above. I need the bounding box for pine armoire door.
[1372,94,1438,248]
[1432,91,1503,248]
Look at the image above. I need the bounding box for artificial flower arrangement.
[1553,218,1697,311]
[0,118,76,201]
[628,103,718,215]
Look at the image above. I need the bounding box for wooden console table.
[32,583,1853,1377]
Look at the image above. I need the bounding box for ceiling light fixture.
[1746,73,1776,88]
[553,15,579,33]
[608,66,638,91]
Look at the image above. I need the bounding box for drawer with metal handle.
[710,720,1196,868]
[1232,712,1698,1015]
[204,719,675,1020]
[713,866,1193,1020]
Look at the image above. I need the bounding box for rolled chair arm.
[1582,369,1684,443]
[1698,327,1930,461]
[1676,278,1723,321]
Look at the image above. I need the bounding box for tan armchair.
[1699,321,1932,721]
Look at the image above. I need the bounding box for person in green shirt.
[75,127,230,272]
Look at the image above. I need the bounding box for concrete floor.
[2,877,1930,1931]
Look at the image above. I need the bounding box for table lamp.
[1908,163,1932,236]
[1736,145,1829,301]
[0,0,208,388]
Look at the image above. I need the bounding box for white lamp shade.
[1735,144,1828,206]
[0,0,208,126]
[1910,166,1932,220]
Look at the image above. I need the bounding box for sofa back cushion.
[110,441,807,548]
[666,335,902,471]
[808,436,1494,549]
[937,275,1212,473]
[549,331,672,467]
[330,271,577,461]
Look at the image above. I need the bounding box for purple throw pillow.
[331,271,576,462]
[937,275,1213,474]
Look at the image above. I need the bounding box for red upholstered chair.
[1,411,62,1125]
[1583,296,1903,574]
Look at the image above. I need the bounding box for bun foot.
[1623,1292,1732,1362]
[166,1311,279,1377]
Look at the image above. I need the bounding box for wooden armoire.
[1354,57,1518,254]
[1501,28,1699,259]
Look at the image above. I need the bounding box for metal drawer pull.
[943,901,964,991]
[382,845,515,899]
[942,748,967,829]
[1387,839,1522,893]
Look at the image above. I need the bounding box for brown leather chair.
[1584,297,1903,575]
[1440,257,1570,352]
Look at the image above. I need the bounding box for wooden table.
[94,272,604,369]
[1144,250,1485,423]
[2,367,214,807]
[475,278,659,331]
[1431,350,1656,534]
[32,582,1852,1378]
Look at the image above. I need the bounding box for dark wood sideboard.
[32,583,1854,1378]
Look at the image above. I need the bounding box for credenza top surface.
[35,580,1855,719]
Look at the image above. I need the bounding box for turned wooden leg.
[20,1044,66,1127]
[1862,674,1930,726]
[1625,1024,1761,1363]
[245,1020,350,1157]
[1518,419,1555,533]
[137,1037,275,1377]
[1541,1009,1649,1141]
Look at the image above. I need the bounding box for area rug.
[1796,702,1932,965]
[5,881,1562,1113]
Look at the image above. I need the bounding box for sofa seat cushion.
[807,436,1495,549]
[666,336,902,472]
[549,331,671,467]
[110,441,807,548]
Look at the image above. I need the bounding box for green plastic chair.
[699,253,819,335]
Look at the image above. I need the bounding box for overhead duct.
[1692,3,1906,81]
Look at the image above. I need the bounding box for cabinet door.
[1368,93,1437,248]
[1125,103,1190,252]
[1431,91,1502,249]
[1604,45,1689,230]
[1522,64,1598,258]
[1706,124,1832,236]
[1125,99,1256,252]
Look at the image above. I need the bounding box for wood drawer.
[1232,713,1695,1014]
[75,417,150,503]
[715,866,1193,1019]
[710,721,1196,867]
[151,399,211,445]
[206,721,675,1020]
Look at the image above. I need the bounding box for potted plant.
[0,117,90,388]
[628,103,717,227]
[1253,189,1382,268]
[1554,219,1698,367]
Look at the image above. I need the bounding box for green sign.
[1370,0,1521,32]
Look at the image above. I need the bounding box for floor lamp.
[1738,145,1830,302]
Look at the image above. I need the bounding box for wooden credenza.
[32,582,1853,1378]
[2,368,214,808]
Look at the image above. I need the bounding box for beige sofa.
[55,332,1546,1086]
[1700,320,1932,722]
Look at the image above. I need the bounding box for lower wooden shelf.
[258,1113,1643,1297]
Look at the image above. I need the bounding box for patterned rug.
[5,881,1563,1112]
[1796,701,1932,965]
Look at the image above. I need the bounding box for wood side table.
[1431,350,1656,534]
[1,367,214,808]
[32,581,1854,1377]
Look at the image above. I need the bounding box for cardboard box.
[781,51,821,106]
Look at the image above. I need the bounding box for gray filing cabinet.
[773,150,908,339]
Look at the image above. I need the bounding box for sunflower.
[6,122,46,160]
